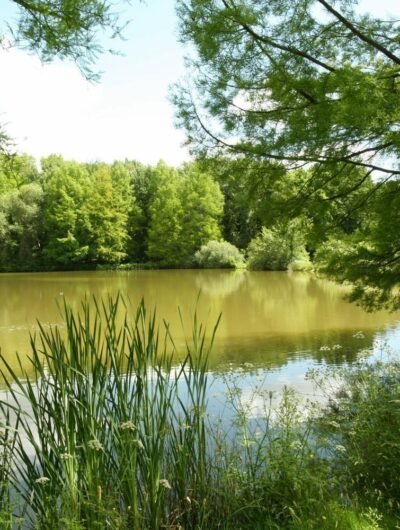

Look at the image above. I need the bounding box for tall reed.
[0,296,218,529]
[0,408,18,530]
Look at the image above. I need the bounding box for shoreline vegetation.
[0,261,309,274]
[0,298,399,529]
[1,155,326,277]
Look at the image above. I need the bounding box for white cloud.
[0,48,189,166]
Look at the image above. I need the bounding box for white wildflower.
[60,453,73,460]
[87,439,103,451]
[353,331,365,339]
[133,439,144,450]
[35,477,50,485]
[225,387,242,398]
[332,344,342,350]
[120,421,137,432]
[320,346,331,351]
[159,478,171,490]
[242,435,254,448]
[335,444,347,453]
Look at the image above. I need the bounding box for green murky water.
[1,270,399,384]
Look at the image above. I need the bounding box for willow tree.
[174,0,400,309]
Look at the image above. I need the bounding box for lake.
[1,270,399,394]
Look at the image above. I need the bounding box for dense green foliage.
[315,181,400,310]
[316,359,400,510]
[0,182,43,268]
[0,154,39,193]
[146,162,223,266]
[26,156,134,266]
[174,0,400,310]
[0,151,379,273]
[0,299,399,529]
[0,155,227,270]
[247,220,311,271]
[194,240,244,269]
[146,162,183,266]
[179,165,224,263]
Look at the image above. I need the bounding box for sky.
[0,0,399,166]
[0,0,189,165]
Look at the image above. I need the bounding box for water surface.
[1,270,399,387]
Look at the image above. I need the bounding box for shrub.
[289,258,313,272]
[317,359,400,511]
[247,222,311,271]
[194,240,245,269]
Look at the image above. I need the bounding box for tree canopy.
[0,155,227,270]
[5,0,128,80]
[174,0,400,310]
[146,161,224,266]
[175,0,400,173]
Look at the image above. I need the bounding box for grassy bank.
[0,299,399,529]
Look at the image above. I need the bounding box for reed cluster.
[0,298,216,529]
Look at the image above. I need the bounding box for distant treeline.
[0,154,372,272]
[0,155,227,270]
